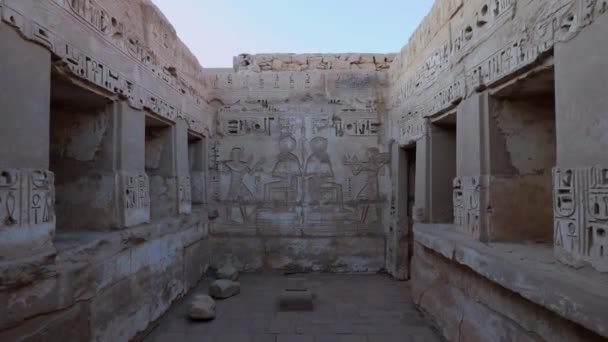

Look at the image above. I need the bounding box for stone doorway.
[404,146,417,278]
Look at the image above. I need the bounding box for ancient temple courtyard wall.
[0,0,212,340]
[389,0,608,340]
[2,0,608,341]
[203,54,393,272]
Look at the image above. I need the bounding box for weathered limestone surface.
[0,209,210,341]
[414,224,608,340]
[412,240,606,342]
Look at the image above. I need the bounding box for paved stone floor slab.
[143,274,441,342]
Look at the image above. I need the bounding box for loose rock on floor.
[216,263,239,281]
[188,294,216,321]
[209,279,241,299]
[145,274,441,342]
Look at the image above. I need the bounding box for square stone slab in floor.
[143,273,441,342]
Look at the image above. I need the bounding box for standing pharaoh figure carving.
[344,147,389,223]
[220,147,264,223]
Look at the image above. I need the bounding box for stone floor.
[143,273,442,342]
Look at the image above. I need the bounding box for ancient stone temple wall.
[0,0,213,340]
[3,0,608,341]
[203,53,394,272]
[386,0,608,340]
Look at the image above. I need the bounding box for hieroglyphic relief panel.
[178,175,192,214]
[553,167,608,272]
[119,173,150,227]
[453,177,481,238]
[397,104,426,142]
[211,110,387,236]
[0,169,55,229]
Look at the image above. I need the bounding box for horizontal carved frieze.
[0,0,208,134]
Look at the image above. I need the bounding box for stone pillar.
[113,102,150,227]
[0,22,55,260]
[175,119,192,214]
[385,143,411,280]
[189,134,207,205]
[554,13,608,272]
[455,93,488,241]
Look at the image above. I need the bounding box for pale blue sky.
[151,0,434,68]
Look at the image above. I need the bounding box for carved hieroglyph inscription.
[119,173,150,226]
[178,175,192,214]
[554,167,608,272]
[0,169,55,228]
[453,177,481,238]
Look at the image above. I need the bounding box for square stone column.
[0,22,55,260]
[188,133,207,205]
[175,119,192,214]
[113,102,150,227]
[385,143,415,280]
[455,93,489,241]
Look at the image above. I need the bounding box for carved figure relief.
[220,147,265,223]
[304,137,343,206]
[344,148,390,223]
[264,136,302,203]
[214,113,386,231]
